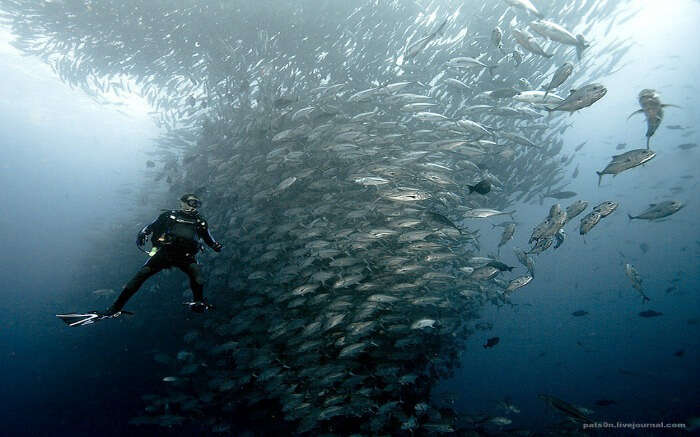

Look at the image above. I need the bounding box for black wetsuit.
[109,209,221,313]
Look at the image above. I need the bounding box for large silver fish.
[529,20,589,59]
[546,83,607,113]
[512,28,553,58]
[542,62,573,97]
[596,149,655,185]
[628,89,678,149]
[628,200,684,221]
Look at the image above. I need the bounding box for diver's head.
[180,193,202,213]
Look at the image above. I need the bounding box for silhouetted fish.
[484,337,500,348]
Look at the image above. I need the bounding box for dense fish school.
[2,0,678,434]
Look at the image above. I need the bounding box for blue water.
[0,1,698,435]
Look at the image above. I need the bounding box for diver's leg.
[108,255,166,312]
[179,262,205,302]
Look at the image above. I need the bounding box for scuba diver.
[57,194,223,326]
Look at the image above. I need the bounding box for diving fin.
[56,310,133,327]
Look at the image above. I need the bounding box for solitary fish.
[538,394,594,424]
[628,200,684,221]
[483,337,500,348]
[404,19,448,60]
[592,201,618,218]
[491,27,504,53]
[638,310,663,318]
[546,83,607,113]
[512,28,553,58]
[571,310,588,317]
[467,180,492,195]
[628,89,678,149]
[596,149,656,186]
[463,208,514,219]
[540,190,577,204]
[564,200,588,223]
[491,26,503,53]
[506,275,533,292]
[529,20,589,60]
[625,263,650,302]
[579,211,601,235]
[497,223,516,254]
[446,57,498,76]
[542,62,574,97]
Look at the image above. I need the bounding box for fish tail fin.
[627,109,644,121]
[487,65,498,77]
[543,88,550,98]
[627,213,634,222]
[575,35,588,60]
[596,171,603,186]
[467,185,475,194]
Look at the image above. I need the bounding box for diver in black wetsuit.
[102,193,223,316]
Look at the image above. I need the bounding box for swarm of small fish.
[0,0,641,433]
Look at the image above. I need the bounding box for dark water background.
[0,1,698,435]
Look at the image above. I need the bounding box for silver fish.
[506,275,533,292]
[463,208,515,219]
[512,28,553,58]
[596,149,656,185]
[564,200,588,223]
[542,62,573,97]
[579,211,602,235]
[529,20,589,59]
[628,200,684,221]
[625,263,650,302]
[593,201,618,218]
[628,89,678,149]
[546,83,607,113]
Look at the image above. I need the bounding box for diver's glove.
[136,231,148,246]
[212,242,223,252]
